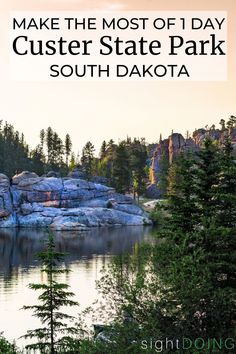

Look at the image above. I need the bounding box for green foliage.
[112,141,131,194]
[22,232,79,354]
[99,140,107,159]
[0,333,18,354]
[30,144,45,175]
[157,151,170,197]
[0,121,73,177]
[81,141,95,180]
[68,152,77,171]
[166,150,199,233]
[0,121,30,176]
[65,134,72,166]
[150,202,168,228]
[87,136,236,353]
[130,139,148,201]
[45,127,65,170]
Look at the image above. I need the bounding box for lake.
[0,226,154,347]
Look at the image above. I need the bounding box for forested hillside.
[0,116,235,201]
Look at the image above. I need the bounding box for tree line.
[0,121,148,200]
[1,116,235,199]
[0,122,74,177]
[81,137,148,200]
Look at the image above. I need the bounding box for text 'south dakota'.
[50,64,189,79]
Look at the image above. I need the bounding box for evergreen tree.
[92,137,236,353]
[161,137,236,340]
[194,138,221,227]
[22,233,79,353]
[217,137,236,227]
[130,139,147,201]
[98,139,116,182]
[65,134,72,167]
[165,150,197,234]
[52,132,64,168]
[45,128,65,170]
[112,141,131,194]
[46,127,54,166]
[40,129,45,148]
[157,151,170,197]
[100,140,107,159]
[107,139,116,157]
[69,153,77,171]
[0,121,30,176]
[0,333,18,354]
[30,144,45,176]
[81,141,95,180]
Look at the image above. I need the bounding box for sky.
[0,0,235,155]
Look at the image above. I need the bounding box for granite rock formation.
[147,127,236,197]
[0,172,151,230]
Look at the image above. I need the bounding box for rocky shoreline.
[0,172,151,231]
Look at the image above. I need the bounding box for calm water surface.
[0,226,154,346]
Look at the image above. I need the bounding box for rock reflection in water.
[0,226,152,277]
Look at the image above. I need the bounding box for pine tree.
[107,139,116,157]
[161,137,236,340]
[98,139,116,181]
[217,137,236,227]
[99,140,107,159]
[130,139,147,201]
[0,121,30,176]
[81,141,95,180]
[46,127,54,166]
[194,137,221,227]
[30,144,46,175]
[52,132,64,168]
[65,134,72,167]
[22,233,79,353]
[165,150,197,234]
[157,151,170,198]
[69,153,77,171]
[40,129,45,148]
[112,141,131,194]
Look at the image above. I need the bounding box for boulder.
[68,169,85,179]
[46,171,60,178]
[12,171,39,185]
[20,203,33,216]
[112,203,146,216]
[0,173,152,229]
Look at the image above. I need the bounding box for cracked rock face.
[0,174,13,219]
[148,127,236,198]
[0,171,151,230]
